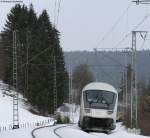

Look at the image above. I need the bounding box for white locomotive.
[78,82,118,132]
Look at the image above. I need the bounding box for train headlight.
[107,110,114,114]
[84,108,91,113]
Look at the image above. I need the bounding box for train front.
[79,82,118,132]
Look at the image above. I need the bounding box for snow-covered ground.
[1,123,150,138]
[0,81,149,138]
[33,123,149,138]
[1,128,39,138]
[0,81,51,126]
[57,103,80,123]
[0,81,53,137]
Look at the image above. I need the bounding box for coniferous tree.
[2,4,28,87]
[1,4,68,115]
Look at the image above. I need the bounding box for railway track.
[31,123,75,138]
[31,125,54,138]
[53,124,74,138]
[31,123,111,138]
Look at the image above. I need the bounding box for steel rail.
[53,124,74,138]
[31,125,54,138]
[31,123,75,138]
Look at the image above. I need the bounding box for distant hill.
[64,50,150,88]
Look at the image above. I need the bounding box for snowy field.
[0,81,149,138]
[0,82,51,126]
[1,123,149,138]
[0,81,53,137]
[31,123,149,138]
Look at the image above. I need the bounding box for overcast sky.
[1,0,150,51]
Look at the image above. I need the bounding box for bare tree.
[72,64,95,104]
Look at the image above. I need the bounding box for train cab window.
[84,90,116,110]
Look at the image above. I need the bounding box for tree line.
[119,64,150,136]
[0,4,68,115]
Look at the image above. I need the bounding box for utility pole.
[53,55,57,114]
[0,0,23,130]
[94,47,131,83]
[131,31,147,130]
[122,71,126,119]
[69,66,73,122]
[69,67,73,105]
[125,52,128,116]
[25,31,30,97]
[12,31,19,129]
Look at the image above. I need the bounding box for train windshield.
[84,90,116,110]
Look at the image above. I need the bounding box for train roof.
[82,82,118,94]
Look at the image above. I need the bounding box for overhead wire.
[56,0,62,26]
[113,12,150,49]
[21,46,51,67]
[21,0,64,67]
[95,2,150,50]
[95,2,133,49]
[54,0,62,27]
[94,51,119,83]
[54,0,57,25]
[141,23,150,49]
